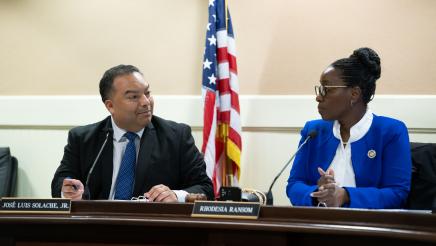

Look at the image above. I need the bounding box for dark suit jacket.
[51,115,214,200]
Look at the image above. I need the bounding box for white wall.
[2,0,436,95]
[0,95,435,205]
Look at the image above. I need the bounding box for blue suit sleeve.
[286,123,318,206]
[345,122,411,209]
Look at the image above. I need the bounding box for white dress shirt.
[109,117,187,202]
[108,117,144,199]
[328,109,373,187]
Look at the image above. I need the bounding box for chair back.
[0,147,18,197]
[407,142,436,210]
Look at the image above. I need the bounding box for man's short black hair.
[99,64,142,102]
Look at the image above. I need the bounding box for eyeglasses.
[314,85,348,97]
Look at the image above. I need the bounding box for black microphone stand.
[83,128,112,199]
[266,131,317,205]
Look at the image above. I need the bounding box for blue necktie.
[114,132,137,200]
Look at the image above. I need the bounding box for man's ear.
[104,100,114,114]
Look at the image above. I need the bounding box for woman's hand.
[311,168,349,207]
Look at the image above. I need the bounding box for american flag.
[201,0,242,198]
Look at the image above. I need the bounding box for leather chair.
[0,147,18,197]
[407,142,436,210]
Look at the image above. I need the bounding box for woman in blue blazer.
[286,48,411,209]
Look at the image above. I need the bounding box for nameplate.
[0,198,71,214]
[191,201,260,219]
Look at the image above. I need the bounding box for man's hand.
[144,184,178,202]
[62,178,84,200]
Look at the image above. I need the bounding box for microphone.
[84,128,113,199]
[265,130,317,205]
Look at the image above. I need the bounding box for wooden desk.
[0,201,435,245]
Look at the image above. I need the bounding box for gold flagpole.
[225,0,228,31]
[224,0,233,187]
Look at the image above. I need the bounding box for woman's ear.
[350,86,362,103]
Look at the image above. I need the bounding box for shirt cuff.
[173,190,189,203]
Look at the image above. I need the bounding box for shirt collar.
[333,108,373,144]
[110,116,144,142]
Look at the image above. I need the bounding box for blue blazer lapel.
[351,136,378,187]
[308,129,338,181]
[314,123,338,173]
[351,140,367,186]
[322,136,339,172]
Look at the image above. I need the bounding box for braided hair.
[331,48,381,104]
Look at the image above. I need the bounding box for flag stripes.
[201,0,242,197]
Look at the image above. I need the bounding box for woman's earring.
[350,100,354,107]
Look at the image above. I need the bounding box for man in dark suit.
[51,65,213,202]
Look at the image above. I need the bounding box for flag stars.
[208,35,217,46]
[203,59,213,70]
[208,74,217,85]
[209,0,215,6]
[207,22,211,31]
